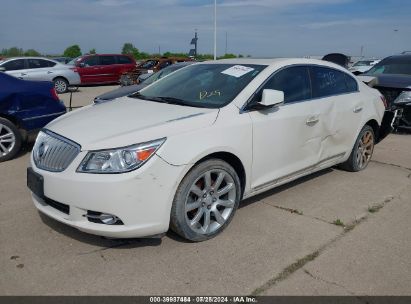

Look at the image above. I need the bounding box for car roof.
[382,54,411,61]
[1,57,61,63]
[200,58,349,71]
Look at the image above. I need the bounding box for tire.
[0,117,22,162]
[340,125,375,172]
[53,77,69,94]
[170,159,242,242]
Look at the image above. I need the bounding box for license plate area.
[27,167,44,199]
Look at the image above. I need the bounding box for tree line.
[1,43,250,60]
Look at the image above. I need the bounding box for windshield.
[132,63,267,108]
[67,57,81,66]
[365,58,411,76]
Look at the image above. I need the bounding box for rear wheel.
[170,159,241,242]
[54,77,69,94]
[0,118,22,162]
[340,125,375,172]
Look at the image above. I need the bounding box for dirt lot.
[0,86,410,295]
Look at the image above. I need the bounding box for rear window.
[310,66,350,98]
[28,59,56,69]
[100,56,116,65]
[117,56,133,64]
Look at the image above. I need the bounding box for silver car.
[0,57,81,93]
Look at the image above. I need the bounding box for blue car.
[0,73,66,162]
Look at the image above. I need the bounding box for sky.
[0,0,410,58]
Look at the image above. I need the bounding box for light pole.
[214,0,217,60]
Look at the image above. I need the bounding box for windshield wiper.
[130,93,204,107]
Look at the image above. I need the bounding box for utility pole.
[214,0,217,60]
[225,32,228,55]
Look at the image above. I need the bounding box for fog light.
[100,214,120,225]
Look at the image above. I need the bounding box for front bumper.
[29,152,185,238]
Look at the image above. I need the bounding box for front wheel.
[340,125,375,172]
[0,117,22,162]
[170,159,241,242]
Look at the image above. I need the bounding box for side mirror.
[0,67,5,72]
[247,89,284,111]
[260,89,284,107]
[78,62,86,68]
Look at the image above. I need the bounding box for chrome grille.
[33,130,81,172]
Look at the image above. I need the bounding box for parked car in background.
[362,54,411,131]
[28,58,390,241]
[322,53,350,68]
[0,73,66,161]
[120,57,193,86]
[94,62,195,103]
[67,54,136,85]
[52,57,71,64]
[349,59,380,75]
[0,57,81,94]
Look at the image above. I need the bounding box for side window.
[83,56,99,67]
[310,66,349,98]
[258,66,311,103]
[117,56,132,64]
[100,56,116,65]
[28,59,56,69]
[2,59,25,71]
[345,74,358,92]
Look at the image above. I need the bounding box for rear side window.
[82,56,99,66]
[100,56,116,65]
[2,59,25,71]
[259,66,311,103]
[117,56,133,64]
[345,74,358,92]
[28,59,56,69]
[310,66,350,98]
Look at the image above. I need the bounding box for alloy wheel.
[355,130,374,170]
[184,169,237,235]
[0,123,16,157]
[54,80,67,93]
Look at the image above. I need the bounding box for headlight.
[77,138,166,174]
[394,91,411,105]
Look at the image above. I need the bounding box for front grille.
[44,197,70,214]
[33,130,81,172]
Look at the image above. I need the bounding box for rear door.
[25,58,57,81]
[309,66,363,160]
[99,55,117,82]
[115,55,135,80]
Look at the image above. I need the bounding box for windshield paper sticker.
[221,65,254,78]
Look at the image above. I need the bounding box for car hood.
[46,97,219,150]
[363,73,411,90]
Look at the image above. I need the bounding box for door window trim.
[241,63,360,113]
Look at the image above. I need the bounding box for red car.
[68,54,136,84]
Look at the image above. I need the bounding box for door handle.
[47,71,53,74]
[21,73,27,76]
[353,106,363,113]
[306,116,319,126]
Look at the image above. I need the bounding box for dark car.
[120,57,193,86]
[94,62,195,103]
[363,54,411,131]
[67,54,136,85]
[322,53,351,68]
[0,73,66,161]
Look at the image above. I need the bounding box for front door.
[249,66,325,190]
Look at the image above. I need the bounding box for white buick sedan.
[28,59,389,241]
